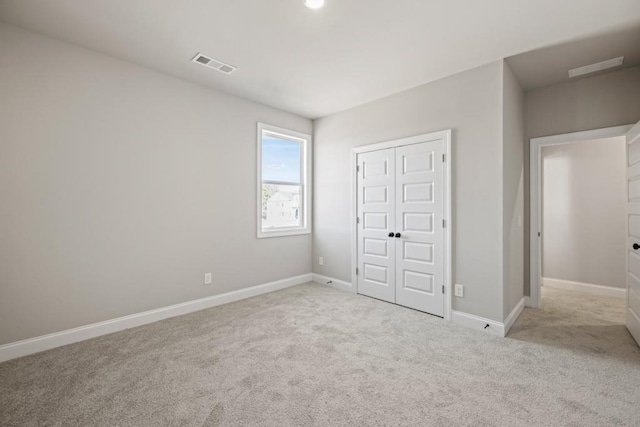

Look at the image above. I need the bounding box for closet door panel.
[357,148,396,303]
[395,141,445,316]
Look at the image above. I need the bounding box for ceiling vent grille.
[568,56,624,78]
[192,53,237,75]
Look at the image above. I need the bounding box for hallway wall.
[542,137,627,288]
[524,65,640,295]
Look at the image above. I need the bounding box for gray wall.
[0,24,312,345]
[524,65,640,295]
[502,62,525,317]
[313,61,505,321]
[542,137,626,288]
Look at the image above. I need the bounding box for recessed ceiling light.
[305,0,325,9]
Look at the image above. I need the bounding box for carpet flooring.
[1,283,639,426]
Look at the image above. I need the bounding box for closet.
[355,134,448,317]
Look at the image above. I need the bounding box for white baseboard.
[0,273,312,363]
[312,273,354,293]
[451,310,505,337]
[451,299,524,338]
[542,277,626,299]
[503,297,525,336]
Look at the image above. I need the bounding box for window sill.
[257,228,311,239]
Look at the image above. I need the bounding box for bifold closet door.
[395,141,445,316]
[356,148,396,303]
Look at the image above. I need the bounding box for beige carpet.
[1,283,639,426]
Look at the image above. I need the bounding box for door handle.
[395,233,401,238]
[634,243,640,250]
[388,232,394,237]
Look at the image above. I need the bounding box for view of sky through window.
[261,134,301,183]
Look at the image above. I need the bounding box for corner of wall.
[501,60,525,321]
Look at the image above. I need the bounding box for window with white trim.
[257,123,311,238]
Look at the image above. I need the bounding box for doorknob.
[634,243,640,250]
[395,233,401,238]
[388,232,394,237]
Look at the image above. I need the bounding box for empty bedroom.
[1,1,640,426]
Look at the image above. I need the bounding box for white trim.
[350,149,358,302]
[444,132,453,322]
[0,273,312,363]
[530,125,633,145]
[542,277,626,299]
[352,130,451,154]
[256,122,312,239]
[451,311,504,337]
[524,296,533,307]
[350,129,453,321]
[451,298,524,338]
[503,297,525,336]
[312,273,354,293]
[529,124,632,308]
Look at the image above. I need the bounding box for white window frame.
[257,123,312,238]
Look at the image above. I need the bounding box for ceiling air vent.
[191,53,237,75]
[568,56,624,78]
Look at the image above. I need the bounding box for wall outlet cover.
[204,273,212,285]
[454,284,464,297]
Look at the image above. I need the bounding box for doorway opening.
[541,135,627,300]
[529,125,633,309]
[540,135,627,333]
[528,122,640,350]
[523,124,640,351]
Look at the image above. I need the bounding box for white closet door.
[626,120,640,347]
[395,141,445,316]
[357,148,396,303]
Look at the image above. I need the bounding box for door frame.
[529,124,633,308]
[350,129,453,321]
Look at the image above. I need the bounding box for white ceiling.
[507,26,640,90]
[1,0,639,119]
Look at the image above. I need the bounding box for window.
[257,123,311,238]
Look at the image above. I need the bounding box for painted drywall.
[523,65,640,296]
[502,63,525,318]
[313,61,505,322]
[0,24,312,345]
[542,137,626,288]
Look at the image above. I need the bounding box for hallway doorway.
[540,136,627,299]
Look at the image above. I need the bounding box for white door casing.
[395,141,445,316]
[357,148,396,303]
[626,120,640,347]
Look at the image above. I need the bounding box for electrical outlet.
[204,273,212,285]
[454,284,464,298]
[319,256,324,266]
